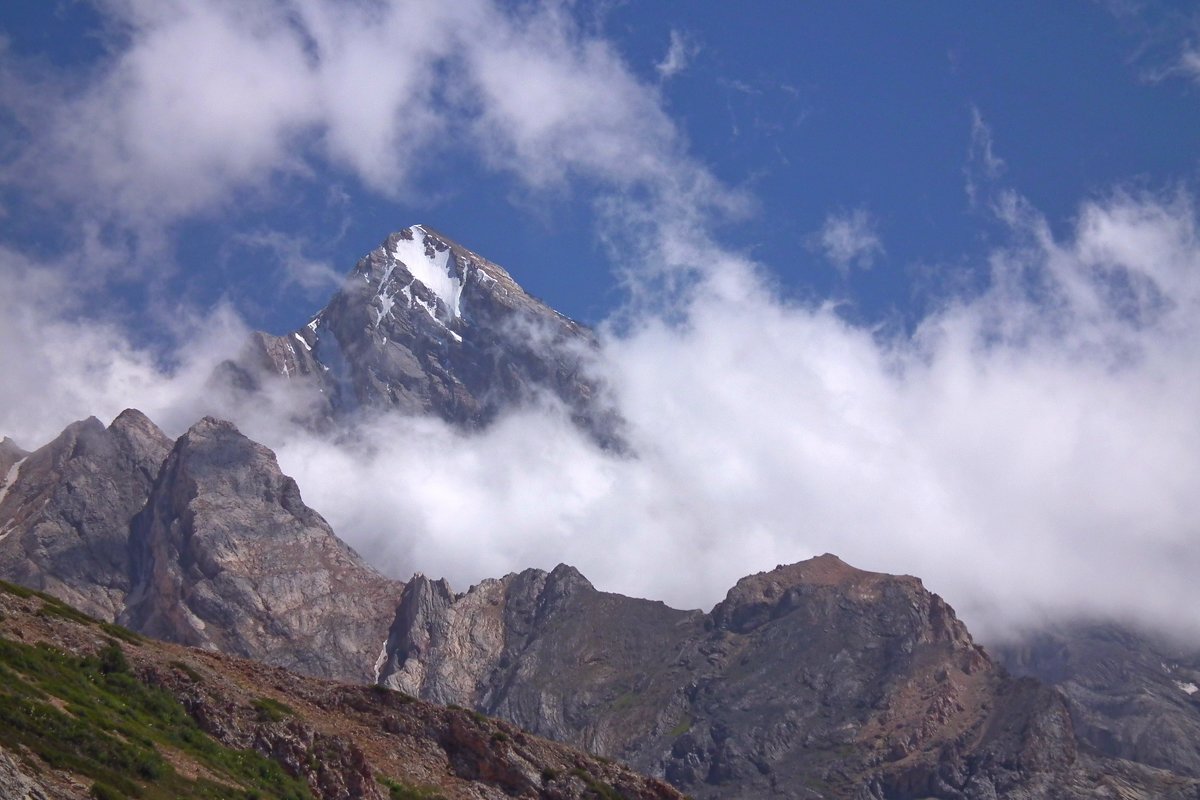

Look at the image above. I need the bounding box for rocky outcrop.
[225,225,621,444]
[0,743,67,800]
[0,578,686,800]
[380,555,1199,799]
[0,411,403,684]
[995,621,1200,779]
[0,437,27,477]
[0,409,172,620]
[120,416,402,683]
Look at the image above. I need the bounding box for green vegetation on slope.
[0,604,314,799]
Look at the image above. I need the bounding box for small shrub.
[169,660,202,682]
[669,715,693,738]
[97,642,129,675]
[89,782,125,800]
[568,768,627,800]
[252,696,295,723]
[380,777,447,800]
[39,602,95,626]
[99,622,144,645]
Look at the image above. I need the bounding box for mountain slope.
[378,556,1200,799]
[120,416,402,683]
[0,409,172,621]
[0,577,685,800]
[226,225,619,443]
[995,622,1200,779]
[0,412,402,684]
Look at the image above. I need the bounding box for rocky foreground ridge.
[0,577,683,800]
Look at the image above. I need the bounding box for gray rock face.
[0,437,27,477]
[0,744,62,800]
[0,409,171,620]
[227,225,620,444]
[120,416,402,683]
[995,622,1200,780]
[0,410,403,684]
[379,555,1197,799]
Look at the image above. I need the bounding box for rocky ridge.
[3,408,1200,798]
[379,556,1199,799]
[0,577,684,800]
[996,621,1200,779]
[0,409,172,621]
[0,411,401,684]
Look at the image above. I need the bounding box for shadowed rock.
[996,621,1200,780]
[0,409,172,620]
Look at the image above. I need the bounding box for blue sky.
[4,1,1200,634]
[4,1,1199,335]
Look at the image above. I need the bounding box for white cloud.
[656,30,697,80]
[965,106,1006,207]
[2,0,729,253]
[7,190,1200,646]
[811,208,884,273]
[1179,48,1200,81]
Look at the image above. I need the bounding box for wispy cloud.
[228,230,344,297]
[965,106,1006,207]
[810,208,884,273]
[1178,47,1200,81]
[655,29,698,80]
[0,0,735,263]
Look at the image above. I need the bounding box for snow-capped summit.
[222,225,619,443]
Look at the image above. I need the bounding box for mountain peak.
[0,436,27,473]
[108,408,169,444]
[372,224,468,323]
[185,415,240,436]
[223,224,621,444]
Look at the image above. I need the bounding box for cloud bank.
[1,1,1199,646]
[5,188,1199,644]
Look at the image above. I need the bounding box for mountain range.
[1,226,1198,799]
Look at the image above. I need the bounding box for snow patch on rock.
[373,637,390,683]
[0,457,26,509]
[391,226,463,319]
